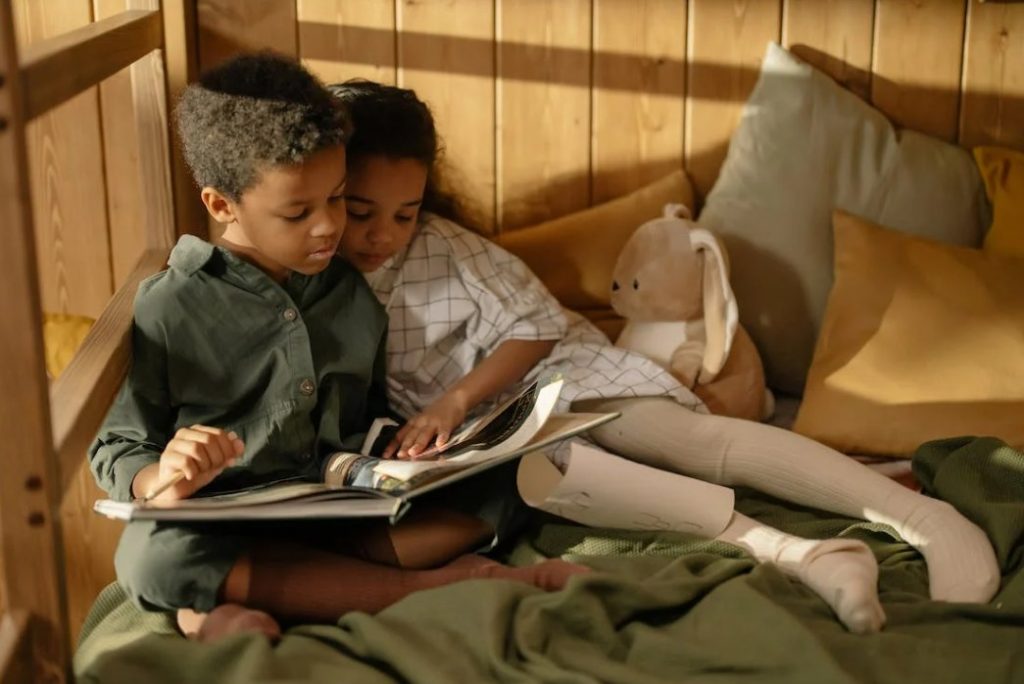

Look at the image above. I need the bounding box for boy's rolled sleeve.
[90,298,174,502]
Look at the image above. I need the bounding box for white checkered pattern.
[365,214,705,420]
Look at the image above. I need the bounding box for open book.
[93,376,618,524]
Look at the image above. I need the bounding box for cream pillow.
[498,170,695,340]
[698,43,988,396]
[793,211,1024,457]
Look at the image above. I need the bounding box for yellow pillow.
[975,146,1024,259]
[43,313,94,380]
[794,210,1024,457]
[497,170,695,340]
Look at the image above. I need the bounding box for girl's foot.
[780,538,886,634]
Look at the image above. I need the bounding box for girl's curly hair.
[327,80,480,232]
[176,51,351,201]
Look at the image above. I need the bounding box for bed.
[3,2,1024,683]
[74,438,1024,683]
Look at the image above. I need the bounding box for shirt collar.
[167,234,217,276]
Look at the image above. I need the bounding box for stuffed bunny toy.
[610,204,773,421]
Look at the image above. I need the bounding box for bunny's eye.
[632,279,639,290]
[612,280,620,291]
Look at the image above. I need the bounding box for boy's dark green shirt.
[90,235,389,502]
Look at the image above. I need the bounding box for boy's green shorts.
[115,460,532,612]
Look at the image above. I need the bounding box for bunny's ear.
[689,228,738,383]
[662,203,692,220]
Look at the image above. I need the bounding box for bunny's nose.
[611,280,620,291]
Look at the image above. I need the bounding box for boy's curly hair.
[176,51,351,201]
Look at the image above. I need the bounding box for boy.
[91,52,586,643]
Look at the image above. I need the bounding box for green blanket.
[75,437,1024,683]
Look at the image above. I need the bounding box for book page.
[400,411,619,500]
[371,377,564,483]
[517,442,735,537]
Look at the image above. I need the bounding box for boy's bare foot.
[178,604,282,643]
[447,554,591,591]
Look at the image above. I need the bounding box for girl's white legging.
[572,395,1000,602]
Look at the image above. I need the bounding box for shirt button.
[282,308,298,322]
[299,378,316,396]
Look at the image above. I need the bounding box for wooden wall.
[196,0,1024,235]
[6,0,1024,638]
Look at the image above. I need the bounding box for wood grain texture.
[497,0,592,231]
[298,0,396,85]
[15,0,114,320]
[959,0,1024,150]
[0,612,33,684]
[19,9,161,120]
[591,0,686,205]
[94,0,146,289]
[50,249,169,497]
[0,3,69,679]
[685,0,782,199]
[397,0,496,233]
[57,464,121,648]
[872,0,967,141]
[48,250,168,643]
[162,0,206,238]
[783,0,874,99]
[198,0,297,68]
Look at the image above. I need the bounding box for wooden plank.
[497,0,592,231]
[50,248,169,497]
[592,0,686,205]
[298,0,396,85]
[91,0,176,309]
[0,612,32,684]
[95,0,147,289]
[872,0,967,141]
[15,0,115,321]
[198,0,297,69]
[58,462,121,648]
[397,0,495,233]
[162,0,206,238]
[0,3,70,679]
[129,26,175,250]
[19,9,162,121]
[783,0,874,100]
[959,0,1024,150]
[49,248,164,646]
[685,0,782,200]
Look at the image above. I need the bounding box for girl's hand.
[384,393,467,460]
[152,425,244,501]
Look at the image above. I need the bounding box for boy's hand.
[152,425,244,500]
[383,394,467,460]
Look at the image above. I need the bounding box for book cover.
[93,376,618,524]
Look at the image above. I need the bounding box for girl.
[328,80,1000,635]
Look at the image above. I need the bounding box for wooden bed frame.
[0,2,202,681]
[1,1,1021,681]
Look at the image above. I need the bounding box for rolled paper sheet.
[517,441,735,537]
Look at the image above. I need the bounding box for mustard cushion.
[498,170,695,340]
[43,313,94,380]
[794,210,1024,457]
[975,146,1024,260]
